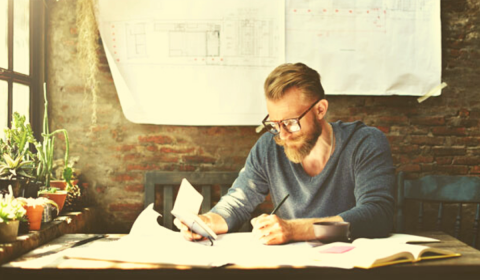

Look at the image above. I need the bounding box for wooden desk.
[1,232,480,280]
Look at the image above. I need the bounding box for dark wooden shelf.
[0,207,98,265]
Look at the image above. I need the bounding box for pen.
[271,194,290,215]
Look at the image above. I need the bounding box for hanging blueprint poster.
[97,0,284,125]
[286,0,441,96]
[96,0,440,125]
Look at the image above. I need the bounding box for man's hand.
[174,215,209,241]
[251,214,345,245]
[174,212,228,241]
[251,214,293,245]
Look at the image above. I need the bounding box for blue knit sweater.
[210,121,395,239]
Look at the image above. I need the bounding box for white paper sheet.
[97,0,284,125]
[96,0,441,125]
[64,204,343,268]
[286,0,442,96]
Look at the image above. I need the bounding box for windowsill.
[0,207,98,265]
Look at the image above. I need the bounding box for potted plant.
[17,196,58,231]
[0,113,38,198]
[35,87,72,213]
[38,187,67,213]
[0,185,27,242]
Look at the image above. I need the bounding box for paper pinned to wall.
[286,0,442,97]
[96,0,441,125]
[97,0,285,125]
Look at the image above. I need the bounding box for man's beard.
[274,118,322,163]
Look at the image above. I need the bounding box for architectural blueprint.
[97,0,284,125]
[97,0,441,125]
[286,0,441,96]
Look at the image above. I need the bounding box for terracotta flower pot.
[49,180,79,191]
[0,220,19,243]
[25,205,44,231]
[39,191,67,213]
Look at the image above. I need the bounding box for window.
[0,0,44,140]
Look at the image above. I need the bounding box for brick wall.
[46,0,480,235]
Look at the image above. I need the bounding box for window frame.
[0,0,45,140]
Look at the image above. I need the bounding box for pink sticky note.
[318,245,355,254]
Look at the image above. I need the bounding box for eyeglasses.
[262,98,322,135]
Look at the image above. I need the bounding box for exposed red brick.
[147,146,158,152]
[183,155,216,164]
[111,174,138,182]
[471,166,480,174]
[397,164,421,172]
[377,126,390,134]
[420,164,435,172]
[205,127,230,136]
[115,145,136,152]
[109,202,143,212]
[410,136,445,146]
[390,145,420,154]
[179,165,196,171]
[160,147,196,154]
[374,116,409,125]
[125,184,144,192]
[453,137,480,146]
[91,125,108,132]
[410,116,445,126]
[411,156,434,163]
[117,211,142,222]
[436,165,468,175]
[99,65,111,73]
[436,156,453,165]
[123,154,138,161]
[470,148,480,156]
[432,147,466,156]
[453,156,480,165]
[152,155,180,163]
[432,127,466,136]
[127,164,159,171]
[138,135,174,144]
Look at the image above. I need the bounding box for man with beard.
[175,63,395,245]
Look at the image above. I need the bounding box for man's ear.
[316,99,329,120]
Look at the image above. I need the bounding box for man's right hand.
[173,212,229,241]
[173,215,210,241]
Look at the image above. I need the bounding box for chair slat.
[454,203,462,238]
[436,202,443,231]
[397,172,480,249]
[473,203,480,248]
[418,202,424,230]
[201,186,212,214]
[163,185,174,229]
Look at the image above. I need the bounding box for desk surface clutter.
[2,205,480,280]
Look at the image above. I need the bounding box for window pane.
[0,80,7,140]
[0,0,7,69]
[13,0,29,75]
[12,82,29,121]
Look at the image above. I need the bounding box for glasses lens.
[264,122,280,134]
[284,119,300,133]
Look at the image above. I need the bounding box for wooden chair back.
[144,171,238,230]
[396,171,480,248]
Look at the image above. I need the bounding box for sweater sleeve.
[338,128,395,239]
[210,135,270,232]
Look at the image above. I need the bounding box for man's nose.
[278,125,292,140]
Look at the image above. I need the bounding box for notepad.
[314,234,460,269]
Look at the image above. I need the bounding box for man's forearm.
[202,212,229,234]
[287,215,344,241]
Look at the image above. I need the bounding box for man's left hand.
[251,214,292,245]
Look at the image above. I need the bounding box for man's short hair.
[264,63,325,101]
